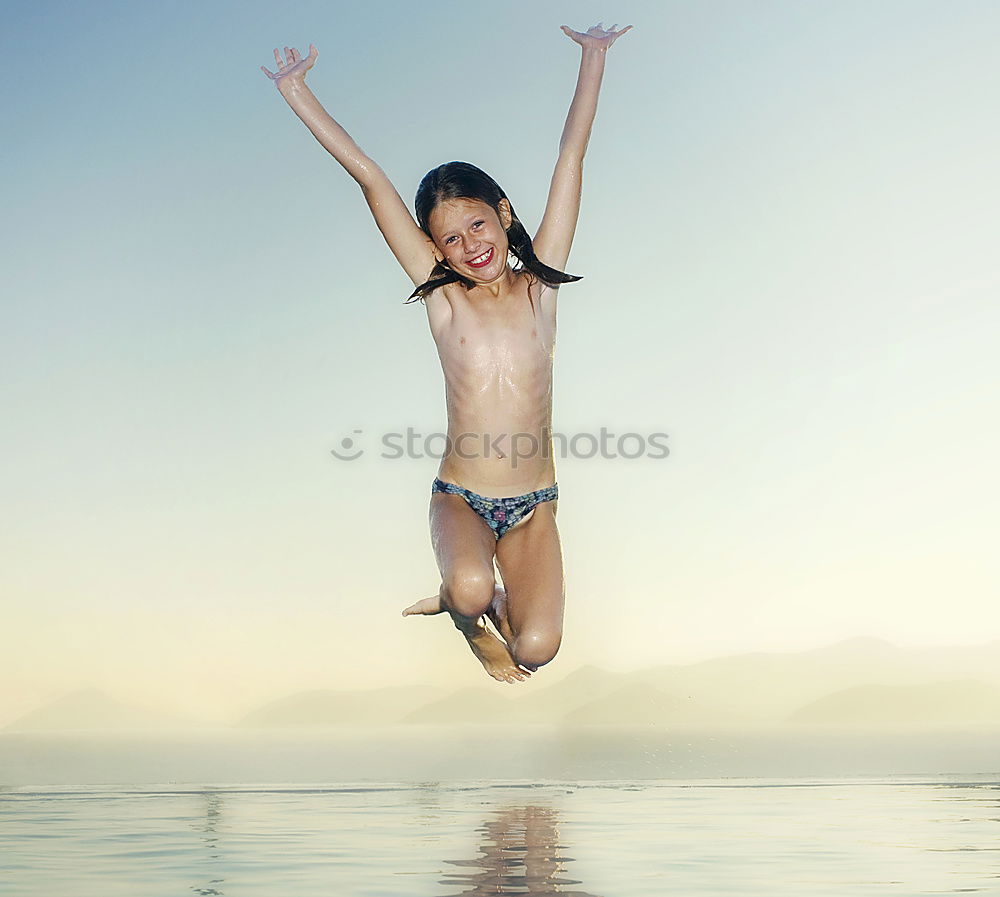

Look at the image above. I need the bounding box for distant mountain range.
[789,680,1000,725]
[6,637,1000,732]
[236,686,447,728]
[1,687,192,731]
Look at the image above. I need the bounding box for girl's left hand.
[560,22,633,50]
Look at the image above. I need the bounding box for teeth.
[470,249,491,264]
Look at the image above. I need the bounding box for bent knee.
[445,567,495,617]
[513,629,561,670]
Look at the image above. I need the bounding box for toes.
[402,595,442,616]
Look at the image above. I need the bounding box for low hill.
[789,680,1000,725]
[401,687,514,724]
[3,688,185,731]
[561,683,737,726]
[236,685,445,727]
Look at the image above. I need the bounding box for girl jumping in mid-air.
[262,22,632,684]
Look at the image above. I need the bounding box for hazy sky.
[2,0,998,724]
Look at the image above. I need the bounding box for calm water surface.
[3,777,1000,896]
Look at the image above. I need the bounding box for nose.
[461,233,480,254]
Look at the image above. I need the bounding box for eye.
[445,236,457,244]
[472,220,485,229]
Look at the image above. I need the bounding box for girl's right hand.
[261,44,317,87]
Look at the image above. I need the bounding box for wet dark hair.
[405,161,581,304]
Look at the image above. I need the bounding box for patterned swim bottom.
[431,477,559,539]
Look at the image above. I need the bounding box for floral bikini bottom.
[431,477,559,539]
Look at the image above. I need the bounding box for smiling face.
[427,197,512,284]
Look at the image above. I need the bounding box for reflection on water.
[191,790,225,896]
[4,778,1000,896]
[174,788,605,896]
[442,804,601,896]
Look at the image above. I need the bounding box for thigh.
[429,491,498,584]
[494,499,564,638]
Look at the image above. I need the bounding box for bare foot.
[486,584,515,645]
[401,592,443,616]
[401,585,529,683]
[463,622,530,683]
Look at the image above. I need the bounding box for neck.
[470,265,518,301]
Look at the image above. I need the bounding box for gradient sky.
[2,0,998,724]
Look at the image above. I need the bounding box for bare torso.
[426,269,557,497]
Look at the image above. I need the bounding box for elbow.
[357,160,390,194]
[556,148,585,170]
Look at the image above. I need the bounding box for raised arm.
[262,45,437,286]
[532,24,633,276]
